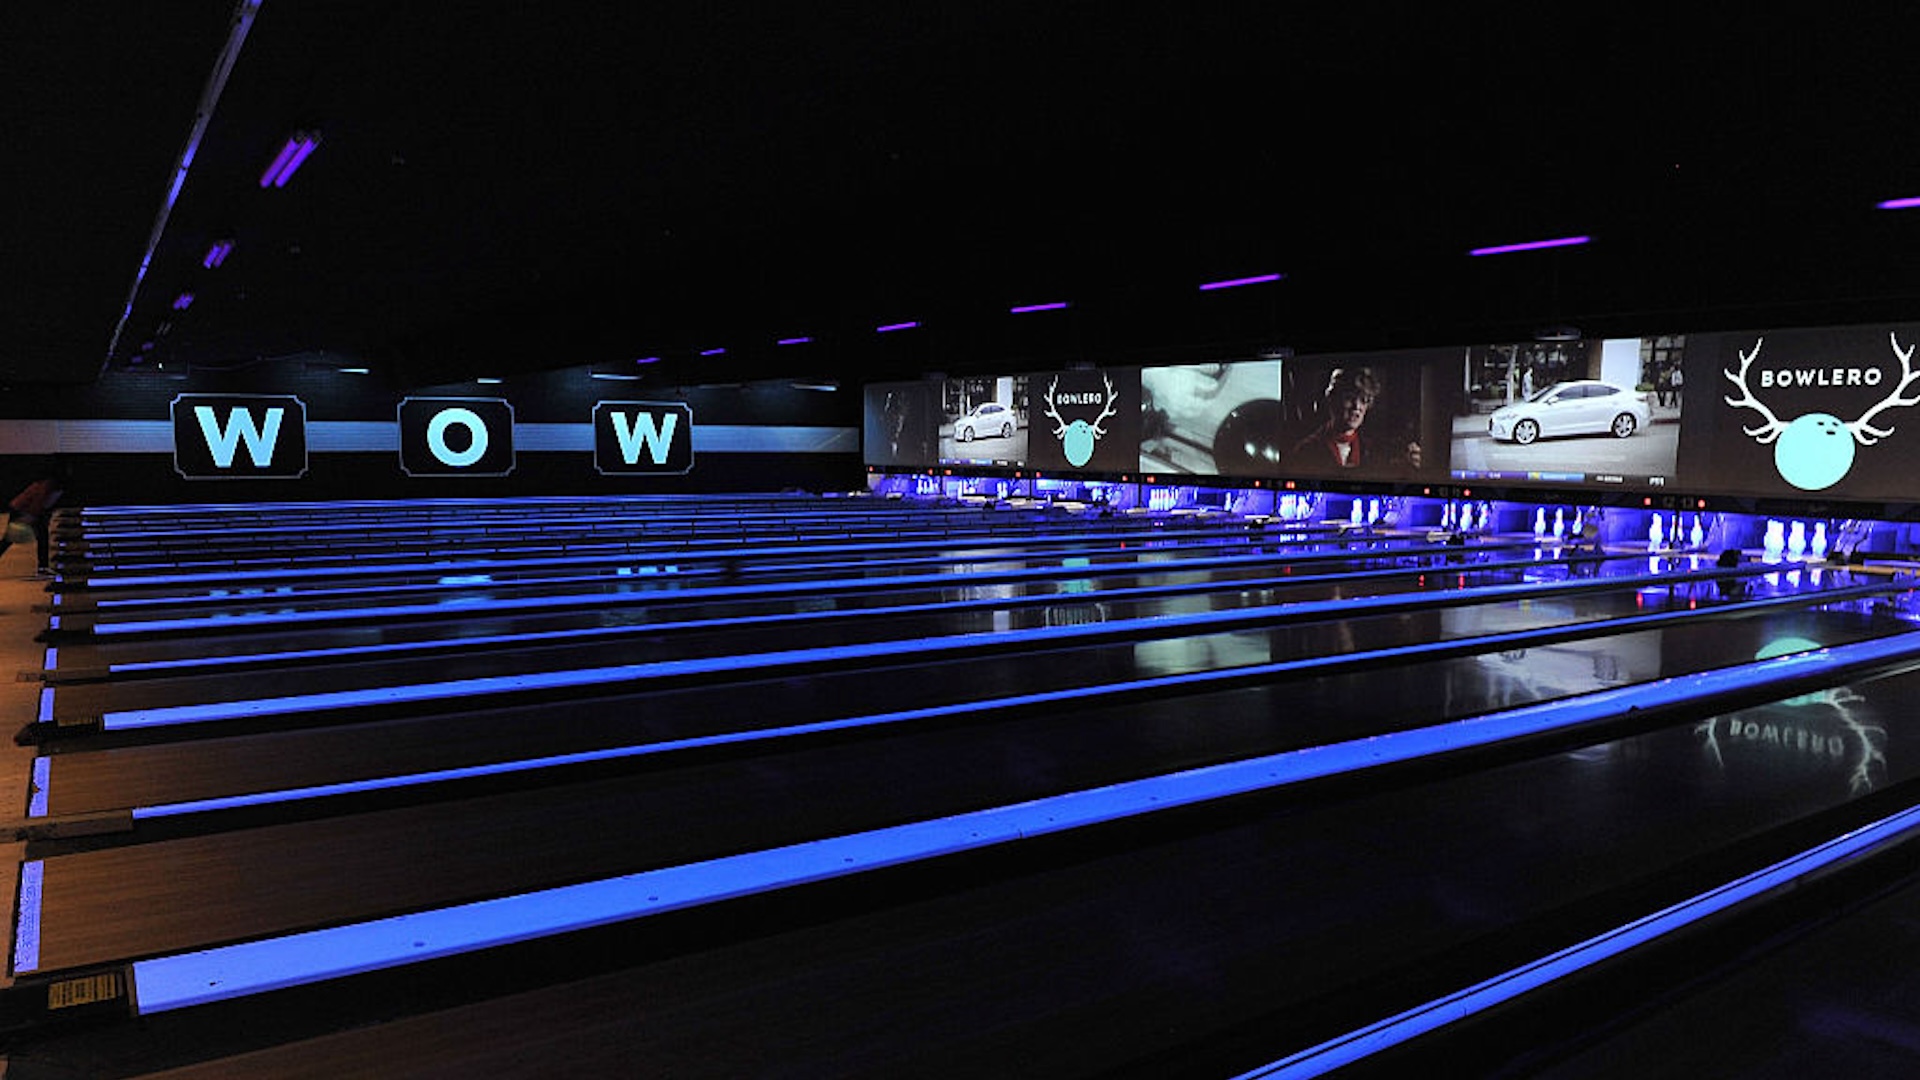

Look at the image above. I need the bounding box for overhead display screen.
[1449,337,1682,491]
[863,381,941,468]
[1024,367,1141,473]
[1139,360,1284,476]
[940,373,1029,467]
[1277,348,1453,483]
[1688,323,1920,501]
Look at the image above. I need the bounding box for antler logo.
[1722,332,1920,490]
[1043,373,1118,467]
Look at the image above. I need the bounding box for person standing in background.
[0,464,66,577]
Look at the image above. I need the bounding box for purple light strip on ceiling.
[260,133,321,189]
[777,336,813,345]
[1877,197,1920,210]
[102,0,261,370]
[1198,273,1284,291]
[1468,235,1591,256]
[635,356,660,364]
[202,241,234,269]
[172,293,195,311]
[1010,302,1070,313]
[699,347,726,356]
[875,321,920,333]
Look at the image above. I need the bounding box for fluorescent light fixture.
[260,132,322,188]
[337,367,369,375]
[1877,196,1920,210]
[1198,273,1284,291]
[699,347,726,356]
[777,336,813,346]
[1468,235,1591,256]
[1010,302,1071,313]
[202,240,234,269]
[591,373,641,380]
[172,292,195,311]
[792,381,839,392]
[474,377,502,385]
[875,321,920,333]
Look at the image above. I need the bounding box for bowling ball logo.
[1042,374,1117,468]
[1723,333,1920,491]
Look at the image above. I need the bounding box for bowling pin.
[1351,500,1364,525]
[1690,514,1704,548]
[1534,507,1546,539]
[1812,521,1829,560]
[1552,507,1565,539]
[1763,520,1786,559]
[1787,521,1807,559]
[1648,513,1664,550]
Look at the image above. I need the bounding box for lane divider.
[14,631,1915,1004]
[80,576,1893,731]
[1231,799,1920,1078]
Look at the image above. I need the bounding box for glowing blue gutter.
[97,548,1612,670]
[1234,799,1920,1078]
[118,630,1920,1011]
[93,574,1875,730]
[120,589,1903,820]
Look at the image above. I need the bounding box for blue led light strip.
[94,575,1886,730]
[120,631,1920,1011]
[89,539,1457,636]
[1232,800,1920,1079]
[98,549,1651,675]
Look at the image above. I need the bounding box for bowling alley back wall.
[0,363,861,505]
[865,319,1920,515]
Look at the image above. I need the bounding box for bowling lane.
[39,558,1830,727]
[45,547,1631,679]
[47,524,1374,622]
[41,589,1910,821]
[22,624,1920,1078]
[25,601,1916,980]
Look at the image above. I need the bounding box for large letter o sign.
[398,396,514,476]
[427,407,488,467]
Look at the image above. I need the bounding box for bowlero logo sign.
[399,397,516,477]
[594,401,695,474]
[171,394,309,480]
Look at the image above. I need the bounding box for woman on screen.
[1289,367,1422,474]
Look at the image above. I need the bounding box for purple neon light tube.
[172,293,195,311]
[1010,302,1070,313]
[1198,273,1284,291]
[875,321,920,333]
[202,241,234,269]
[260,133,321,189]
[1467,235,1591,256]
[698,347,726,356]
[1877,197,1920,210]
[777,336,813,345]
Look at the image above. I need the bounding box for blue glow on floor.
[29,758,49,819]
[123,631,1920,1011]
[1232,801,1920,1079]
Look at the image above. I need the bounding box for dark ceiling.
[11,4,1920,391]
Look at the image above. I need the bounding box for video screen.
[939,373,1029,467]
[863,381,940,468]
[1449,337,1682,490]
[1276,349,1454,483]
[1139,360,1284,477]
[1023,367,1142,474]
[1688,323,1920,501]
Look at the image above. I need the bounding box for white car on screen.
[1488,380,1651,444]
[955,401,1016,441]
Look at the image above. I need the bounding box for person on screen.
[1289,367,1422,473]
